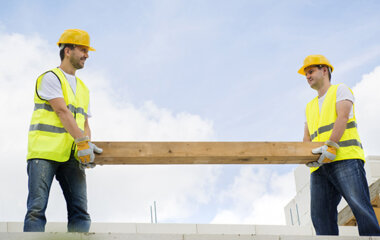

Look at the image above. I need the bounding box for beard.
[70,55,85,70]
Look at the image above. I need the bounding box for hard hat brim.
[298,66,306,75]
[297,64,334,75]
[57,42,96,51]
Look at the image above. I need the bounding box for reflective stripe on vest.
[34,103,87,118]
[27,68,89,162]
[339,139,363,148]
[305,84,365,173]
[310,121,358,141]
[29,123,67,133]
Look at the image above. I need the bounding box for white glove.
[306,140,339,167]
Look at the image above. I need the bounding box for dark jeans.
[311,159,380,236]
[23,156,91,232]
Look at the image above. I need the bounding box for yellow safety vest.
[27,68,89,162]
[306,84,365,173]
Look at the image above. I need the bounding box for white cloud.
[0,31,218,223]
[86,165,220,222]
[0,30,299,226]
[0,32,57,221]
[352,65,380,156]
[211,166,296,225]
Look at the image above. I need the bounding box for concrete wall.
[284,156,380,227]
[366,156,380,185]
[1,232,380,240]
[0,222,377,240]
[0,222,361,235]
[1,222,314,234]
[284,164,311,226]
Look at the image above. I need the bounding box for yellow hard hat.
[298,55,333,75]
[57,29,95,51]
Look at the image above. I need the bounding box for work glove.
[75,136,95,166]
[89,142,103,154]
[79,162,96,170]
[306,140,339,168]
[79,142,103,170]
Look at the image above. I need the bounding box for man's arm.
[303,122,311,142]
[49,97,86,139]
[84,117,91,140]
[306,99,352,167]
[329,100,352,143]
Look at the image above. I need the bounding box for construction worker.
[300,55,380,236]
[24,29,102,232]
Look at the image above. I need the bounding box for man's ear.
[64,46,71,57]
[323,66,328,75]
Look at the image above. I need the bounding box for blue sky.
[2,0,380,141]
[1,0,380,225]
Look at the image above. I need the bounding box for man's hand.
[89,142,103,154]
[78,142,103,169]
[75,136,95,165]
[306,140,339,167]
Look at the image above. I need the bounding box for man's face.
[304,66,324,90]
[68,45,89,70]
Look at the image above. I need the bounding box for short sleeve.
[336,84,354,118]
[87,101,92,118]
[336,84,355,104]
[38,72,64,100]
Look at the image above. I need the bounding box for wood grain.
[92,142,324,165]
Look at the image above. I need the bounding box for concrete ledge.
[196,224,255,235]
[1,233,380,240]
[7,222,23,232]
[184,234,258,240]
[0,222,7,232]
[0,222,360,236]
[254,225,313,236]
[90,222,136,233]
[2,222,376,240]
[136,223,197,234]
[0,233,183,240]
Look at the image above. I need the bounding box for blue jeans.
[311,159,380,236]
[23,156,91,232]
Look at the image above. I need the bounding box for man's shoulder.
[42,71,57,77]
[39,68,60,78]
[335,83,351,90]
[335,83,353,95]
[40,70,61,83]
[335,83,354,103]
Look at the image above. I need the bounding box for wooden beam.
[92,142,324,165]
[338,178,380,226]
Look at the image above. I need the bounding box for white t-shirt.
[318,84,354,119]
[38,69,91,117]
